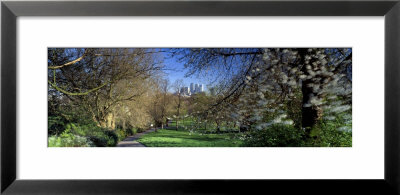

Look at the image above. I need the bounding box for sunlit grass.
[168,118,239,132]
[137,129,244,147]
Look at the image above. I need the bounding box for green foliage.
[126,128,137,136]
[73,124,119,147]
[138,129,243,147]
[48,116,66,135]
[114,128,137,142]
[115,129,126,142]
[48,122,125,147]
[136,127,145,133]
[48,129,93,147]
[306,117,352,147]
[48,105,96,136]
[242,115,351,147]
[243,124,305,147]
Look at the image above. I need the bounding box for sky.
[162,52,208,92]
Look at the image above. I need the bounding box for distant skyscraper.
[179,86,190,96]
[178,82,205,96]
[194,84,199,93]
[190,83,194,93]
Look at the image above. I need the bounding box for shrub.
[48,123,122,147]
[103,130,119,146]
[48,116,66,136]
[48,130,93,147]
[243,124,304,147]
[81,126,119,147]
[126,128,137,136]
[86,136,108,147]
[307,118,352,147]
[137,127,145,133]
[115,129,127,142]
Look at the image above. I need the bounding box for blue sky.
[162,52,207,91]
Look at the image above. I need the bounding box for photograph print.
[48,48,352,147]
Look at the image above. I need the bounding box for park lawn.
[137,129,244,147]
[169,118,196,128]
[168,119,239,132]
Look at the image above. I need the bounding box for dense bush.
[126,128,137,136]
[48,116,66,136]
[114,127,137,141]
[48,123,130,147]
[243,124,305,147]
[48,135,92,147]
[242,116,351,147]
[48,129,93,147]
[115,129,127,142]
[306,116,352,147]
[137,127,145,133]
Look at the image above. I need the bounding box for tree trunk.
[176,109,180,131]
[301,80,319,131]
[216,121,221,133]
[111,113,115,129]
[122,120,126,130]
[105,112,115,130]
[99,120,107,128]
[298,48,322,136]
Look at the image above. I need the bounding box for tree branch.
[48,80,109,96]
[48,50,88,69]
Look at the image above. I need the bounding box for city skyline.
[179,82,204,96]
[162,52,209,91]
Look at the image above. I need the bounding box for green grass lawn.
[169,119,193,127]
[167,118,239,132]
[137,129,244,147]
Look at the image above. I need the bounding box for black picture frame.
[1,0,399,194]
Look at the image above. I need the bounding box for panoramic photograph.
[48,48,352,147]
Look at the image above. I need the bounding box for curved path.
[116,128,155,147]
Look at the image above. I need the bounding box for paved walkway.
[116,128,156,147]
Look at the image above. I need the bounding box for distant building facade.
[179,82,204,96]
[190,83,194,94]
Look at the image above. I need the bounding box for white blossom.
[338,126,352,132]
[331,105,351,113]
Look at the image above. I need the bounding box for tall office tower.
[190,83,194,93]
[184,87,189,95]
[194,84,199,94]
[199,84,204,92]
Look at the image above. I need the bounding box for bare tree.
[48,48,164,129]
[172,79,185,130]
[148,78,171,132]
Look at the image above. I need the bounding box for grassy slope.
[137,129,244,147]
